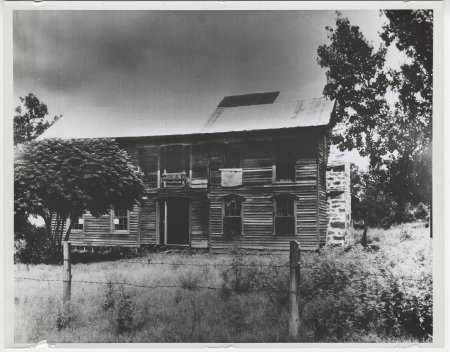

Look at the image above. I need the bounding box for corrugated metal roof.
[38,94,333,140]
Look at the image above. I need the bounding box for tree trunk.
[361,209,369,247]
[57,216,67,250]
[44,217,53,247]
[429,205,432,239]
[64,217,74,242]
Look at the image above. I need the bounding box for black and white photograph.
[3,1,445,347]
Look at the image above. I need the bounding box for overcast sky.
[14,11,395,117]
[14,10,400,167]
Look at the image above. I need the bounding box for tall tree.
[14,93,61,145]
[318,12,433,206]
[381,10,433,205]
[317,14,390,169]
[14,139,146,254]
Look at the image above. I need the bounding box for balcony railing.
[161,172,188,187]
[220,168,243,187]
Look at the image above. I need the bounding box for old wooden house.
[41,92,335,251]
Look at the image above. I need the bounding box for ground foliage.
[14,223,56,264]
[220,225,432,342]
[14,223,431,343]
[351,163,429,228]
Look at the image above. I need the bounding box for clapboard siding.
[140,199,156,245]
[209,135,322,251]
[67,205,140,247]
[317,134,329,246]
[69,127,329,250]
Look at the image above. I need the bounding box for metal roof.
[38,94,333,140]
[203,95,334,134]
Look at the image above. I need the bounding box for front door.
[159,198,190,245]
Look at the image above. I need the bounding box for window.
[71,216,84,231]
[275,148,295,182]
[112,209,128,231]
[223,148,241,169]
[161,146,190,173]
[274,196,296,235]
[222,195,245,236]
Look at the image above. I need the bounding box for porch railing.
[161,172,188,187]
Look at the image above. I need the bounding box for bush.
[102,284,135,334]
[297,228,433,342]
[14,223,59,264]
[414,202,429,221]
[354,200,430,229]
[55,302,77,330]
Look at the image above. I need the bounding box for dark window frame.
[111,208,130,233]
[274,147,296,183]
[70,215,84,232]
[273,194,297,236]
[223,147,242,169]
[220,194,245,236]
[160,145,191,174]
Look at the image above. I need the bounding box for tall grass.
[14,222,432,343]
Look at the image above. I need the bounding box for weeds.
[102,284,135,334]
[55,302,77,330]
[178,269,201,290]
[15,223,432,343]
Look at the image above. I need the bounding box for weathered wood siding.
[209,135,322,251]
[72,141,209,248]
[317,133,329,246]
[140,199,156,245]
[68,128,327,250]
[64,205,140,247]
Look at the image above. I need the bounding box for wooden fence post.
[63,241,71,301]
[289,240,300,340]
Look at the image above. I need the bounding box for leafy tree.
[317,13,389,169]
[318,12,432,207]
[14,139,146,254]
[380,10,433,206]
[350,164,391,245]
[381,10,433,121]
[14,93,61,145]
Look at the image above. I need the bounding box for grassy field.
[14,222,432,343]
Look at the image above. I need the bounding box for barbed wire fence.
[15,241,304,339]
[14,241,425,340]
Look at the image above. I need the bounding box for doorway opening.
[159,198,190,245]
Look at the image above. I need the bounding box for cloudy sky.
[13,10,397,126]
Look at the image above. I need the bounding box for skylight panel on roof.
[217,91,280,108]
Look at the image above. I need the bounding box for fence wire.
[14,276,294,294]
[110,258,290,268]
[14,253,424,300]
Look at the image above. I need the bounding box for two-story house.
[41,92,334,251]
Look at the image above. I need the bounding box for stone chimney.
[326,154,353,246]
